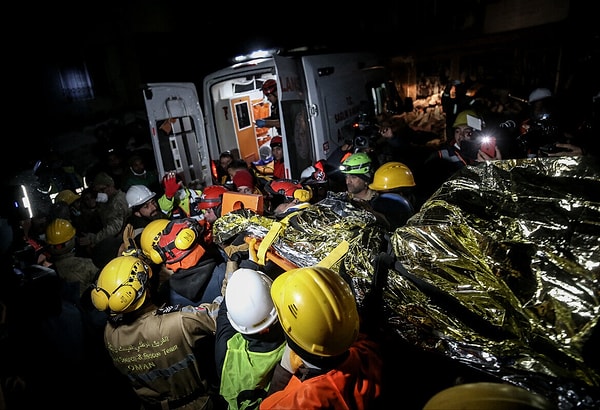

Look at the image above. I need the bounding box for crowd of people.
[0,82,593,409]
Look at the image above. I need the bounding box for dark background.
[8,1,598,177]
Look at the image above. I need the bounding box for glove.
[162,172,180,199]
[121,223,140,257]
[222,242,249,259]
[248,237,258,263]
[255,119,267,128]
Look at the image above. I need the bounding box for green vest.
[220,333,286,410]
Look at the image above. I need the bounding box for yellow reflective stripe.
[317,240,349,268]
[257,221,283,265]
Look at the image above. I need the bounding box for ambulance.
[142,48,395,187]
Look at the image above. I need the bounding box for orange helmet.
[198,185,229,210]
[262,79,277,95]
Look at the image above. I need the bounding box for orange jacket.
[260,336,382,410]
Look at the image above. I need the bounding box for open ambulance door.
[298,53,389,160]
[273,55,314,180]
[230,95,260,164]
[142,82,213,187]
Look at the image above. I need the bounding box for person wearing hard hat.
[255,79,281,132]
[260,266,383,409]
[91,255,222,409]
[120,184,163,251]
[215,267,286,409]
[45,218,100,298]
[417,109,503,207]
[518,87,585,157]
[423,110,499,181]
[49,189,82,224]
[369,161,417,230]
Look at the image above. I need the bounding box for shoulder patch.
[156,304,183,315]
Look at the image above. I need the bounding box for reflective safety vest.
[220,333,286,410]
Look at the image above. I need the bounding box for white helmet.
[301,166,316,179]
[528,88,552,104]
[225,268,278,334]
[126,185,156,208]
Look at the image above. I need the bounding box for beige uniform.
[104,302,220,409]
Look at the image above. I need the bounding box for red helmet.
[262,79,277,95]
[199,185,229,210]
[270,136,283,148]
[266,180,312,202]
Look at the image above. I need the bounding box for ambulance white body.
[142,49,394,186]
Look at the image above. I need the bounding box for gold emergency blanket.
[212,156,600,408]
[389,155,599,408]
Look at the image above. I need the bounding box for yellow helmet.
[271,266,359,358]
[140,219,170,264]
[45,218,76,245]
[423,382,555,410]
[368,162,415,191]
[55,189,80,206]
[91,255,152,315]
[453,109,481,128]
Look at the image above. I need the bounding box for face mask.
[96,192,109,203]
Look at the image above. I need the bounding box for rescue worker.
[50,189,82,222]
[45,218,99,298]
[255,79,281,132]
[215,151,235,185]
[140,217,227,306]
[232,168,261,195]
[121,154,160,194]
[517,87,584,158]
[79,172,130,249]
[91,255,223,409]
[369,162,417,230]
[270,136,285,179]
[428,109,501,168]
[158,171,204,220]
[91,184,161,271]
[419,109,501,206]
[264,179,312,218]
[215,267,286,409]
[198,184,230,246]
[198,184,230,225]
[340,152,377,203]
[261,266,383,409]
[124,184,162,247]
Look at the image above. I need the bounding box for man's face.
[137,198,160,219]
[265,91,277,104]
[345,174,368,195]
[130,158,145,174]
[454,126,474,145]
[204,207,218,223]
